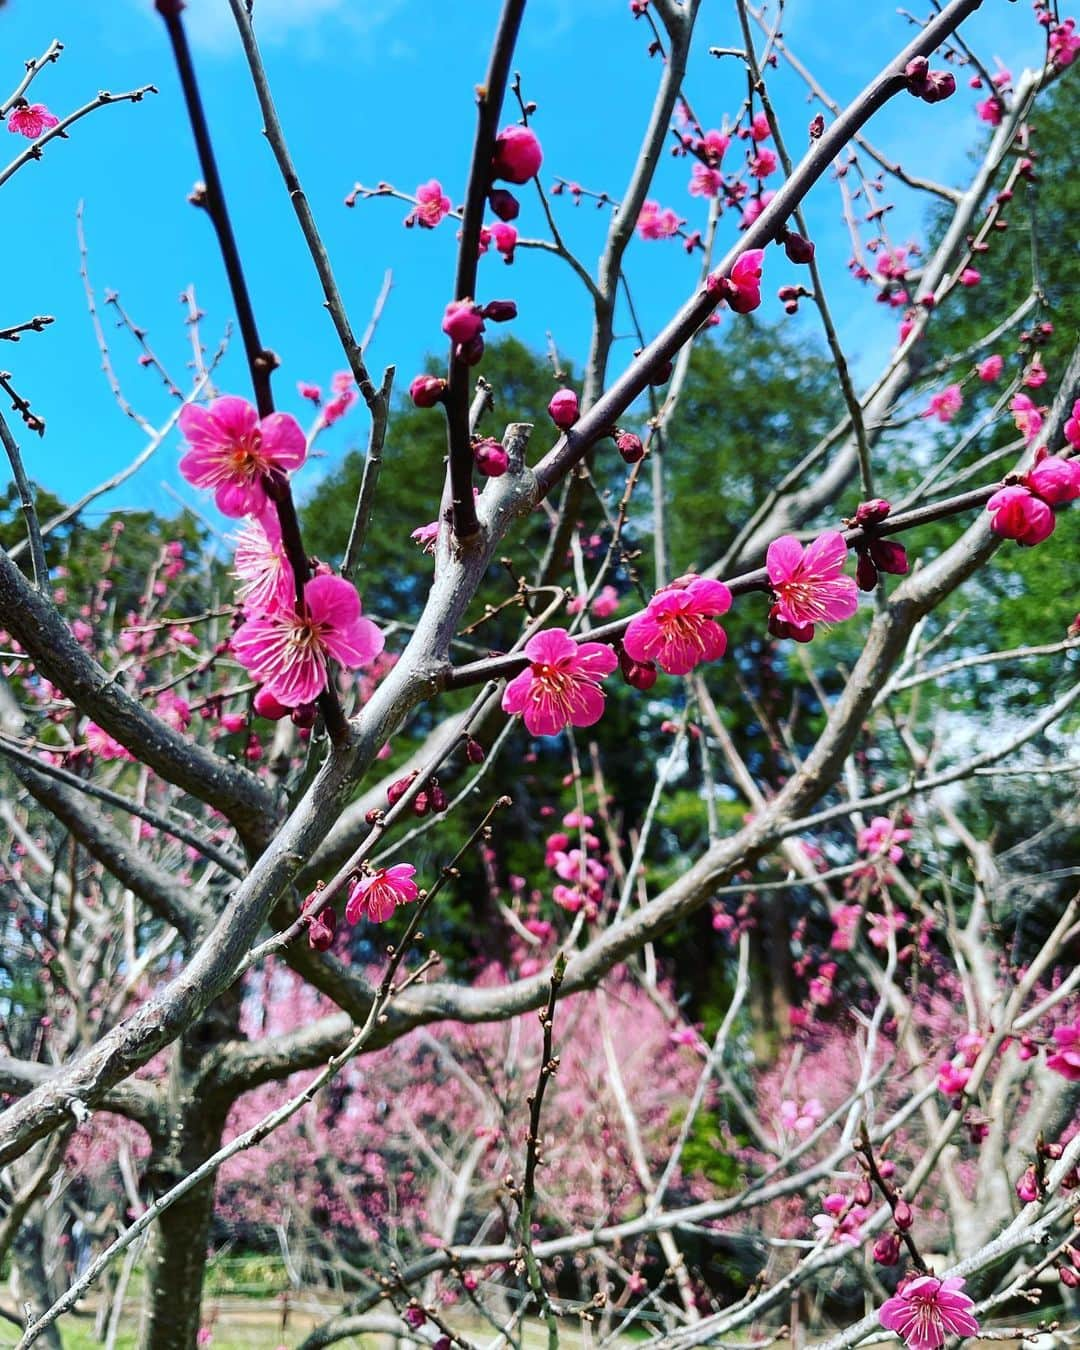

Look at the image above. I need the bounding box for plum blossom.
[548,388,579,429]
[1047,1018,1080,1081]
[766,532,859,639]
[1050,18,1080,66]
[857,816,911,863]
[406,179,451,229]
[623,575,733,675]
[492,125,542,184]
[717,248,765,314]
[958,267,981,287]
[84,723,133,761]
[986,486,1055,546]
[976,354,1003,381]
[1025,454,1080,504]
[689,163,723,198]
[1010,392,1044,444]
[6,103,60,138]
[921,384,963,423]
[231,516,295,614]
[232,573,384,707]
[501,628,618,737]
[779,1098,824,1135]
[179,396,306,520]
[878,1276,979,1350]
[345,864,419,924]
[749,147,778,178]
[636,200,682,240]
[813,1193,870,1246]
[740,189,775,228]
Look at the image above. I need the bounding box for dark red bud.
[618,647,658,690]
[852,497,892,525]
[430,783,448,813]
[291,702,318,729]
[482,299,518,323]
[364,807,381,825]
[809,113,825,140]
[872,1234,901,1267]
[253,687,289,720]
[488,188,520,221]
[784,231,816,264]
[465,738,486,764]
[856,550,880,592]
[1060,1266,1080,1288]
[457,335,485,366]
[308,905,336,952]
[649,360,673,385]
[868,538,909,575]
[387,773,416,807]
[921,70,956,103]
[616,431,645,463]
[904,56,929,90]
[413,791,430,817]
[853,1178,873,1207]
[409,374,447,408]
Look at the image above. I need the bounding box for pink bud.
[220,713,246,733]
[619,650,658,691]
[959,267,982,287]
[409,374,447,408]
[873,1234,901,1266]
[492,125,543,184]
[404,1308,427,1329]
[977,354,1004,382]
[473,438,509,477]
[442,299,485,345]
[1061,1265,1080,1289]
[548,388,580,429]
[921,70,956,103]
[1025,455,1080,505]
[291,702,317,729]
[853,498,892,525]
[308,905,336,952]
[387,773,415,807]
[987,485,1056,546]
[893,1198,913,1230]
[1016,1166,1039,1204]
[616,431,644,463]
[457,335,485,366]
[253,687,289,720]
[853,1178,873,1207]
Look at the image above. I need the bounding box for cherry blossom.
[179,396,306,519]
[501,628,618,737]
[623,575,733,675]
[6,103,60,138]
[231,516,295,614]
[345,864,420,924]
[766,532,859,638]
[878,1276,979,1350]
[232,574,384,707]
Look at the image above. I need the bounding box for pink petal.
[801,530,848,579]
[765,534,805,585]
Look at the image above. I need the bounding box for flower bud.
[473,438,509,477]
[618,647,658,690]
[548,388,580,429]
[856,550,879,592]
[616,431,645,463]
[921,71,956,103]
[430,782,448,812]
[387,773,416,807]
[413,790,430,817]
[308,904,336,952]
[409,374,447,408]
[404,1307,427,1329]
[868,538,909,575]
[783,231,816,264]
[465,737,486,764]
[893,1198,914,1230]
[457,335,485,366]
[853,1178,873,1207]
[492,125,543,184]
[1060,1265,1080,1289]
[253,687,290,720]
[488,188,520,221]
[904,56,930,91]
[873,1233,901,1267]
[852,497,892,525]
[1016,1166,1039,1203]
[291,702,318,729]
[482,299,518,323]
[648,359,674,385]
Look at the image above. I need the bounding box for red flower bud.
[430,782,448,813]
[488,188,520,221]
[482,298,518,323]
[409,374,447,408]
[867,538,909,575]
[387,773,416,807]
[784,231,816,264]
[413,790,430,817]
[548,388,580,429]
[473,438,509,477]
[893,1198,914,1230]
[492,125,543,185]
[457,335,485,366]
[465,738,486,764]
[856,550,879,592]
[616,431,645,463]
[853,1178,873,1207]
[253,687,290,720]
[291,702,318,729]
[873,1233,901,1266]
[619,646,658,690]
[308,904,336,952]
[852,497,892,525]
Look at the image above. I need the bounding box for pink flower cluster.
[636,200,683,240]
[545,811,609,919]
[987,450,1080,547]
[813,1191,872,1246]
[1047,1016,1080,1080]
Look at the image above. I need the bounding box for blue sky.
[1,0,1047,528]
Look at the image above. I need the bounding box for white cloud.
[170,0,405,56]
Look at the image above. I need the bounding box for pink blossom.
[410,179,451,229]
[689,163,723,198]
[1047,1019,1080,1081]
[84,723,133,761]
[749,147,778,178]
[986,485,1055,546]
[409,374,447,407]
[345,864,419,925]
[1066,399,1080,450]
[297,381,321,403]
[232,574,384,707]
[322,386,357,426]
[749,111,770,141]
[740,189,775,228]
[231,516,295,614]
[1022,356,1047,388]
[878,1276,979,1350]
[442,299,485,345]
[716,248,765,314]
[779,1097,824,1135]
[700,128,730,161]
[591,585,619,619]
[1050,19,1080,67]
[958,267,981,287]
[766,532,858,637]
[623,575,733,675]
[1025,455,1080,505]
[636,200,682,240]
[411,520,440,554]
[6,103,60,138]
[492,125,543,184]
[831,904,862,951]
[1016,1166,1039,1203]
[1010,393,1044,445]
[937,1058,971,1096]
[857,816,911,864]
[179,396,306,519]
[976,354,1003,382]
[921,384,963,423]
[501,628,618,737]
[976,96,1003,125]
[488,221,517,262]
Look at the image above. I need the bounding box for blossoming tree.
[0,1,1079,1348]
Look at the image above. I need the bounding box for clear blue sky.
[1,0,1046,527]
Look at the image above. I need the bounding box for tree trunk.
[12,1209,63,1350]
[140,1160,220,1350]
